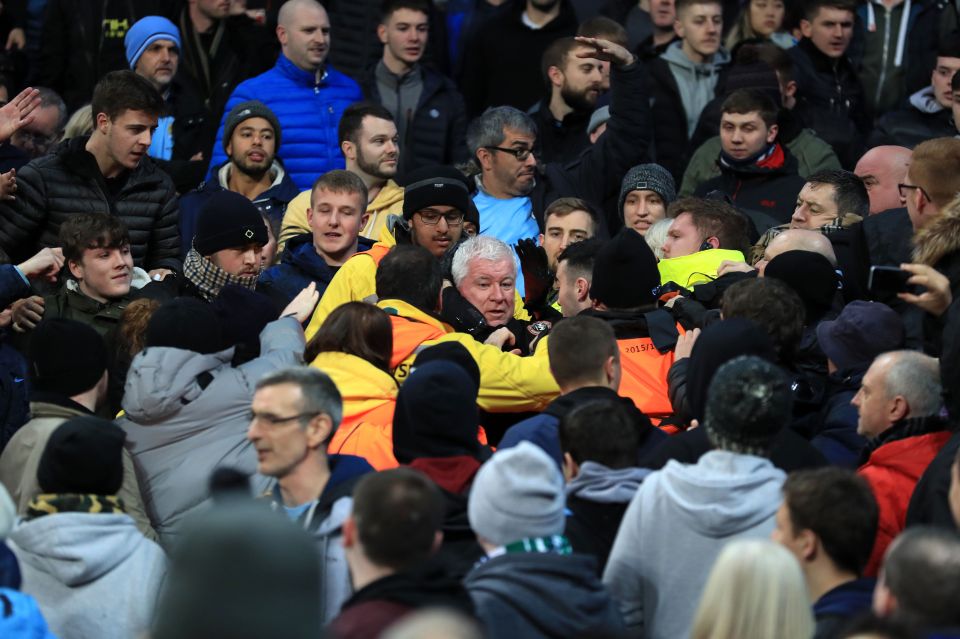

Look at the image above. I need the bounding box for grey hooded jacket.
[660,41,731,139]
[118,316,304,548]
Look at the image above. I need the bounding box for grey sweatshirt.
[661,41,730,138]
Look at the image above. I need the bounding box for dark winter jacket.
[207,54,363,191]
[0,136,180,271]
[529,100,592,165]
[258,233,375,308]
[694,143,806,225]
[34,0,171,112]
[459,0,579,117]
[465,552,624,638]
[0,142,29,175]
[907,431,960,529]
[360,62,468,179]
[809,370,868,469]
[789,37,870,167]
[178,161,300,260]
[329,559,475,639]
[868,86,957,149]
[813,577,877,639]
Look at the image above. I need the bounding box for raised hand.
[0,87,42,142]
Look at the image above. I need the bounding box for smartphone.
[868,266,913,297]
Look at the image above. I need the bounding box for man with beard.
[359,0,469,179]
[178,100,299,261]
[279,103,405,250]
[531,37,605,164]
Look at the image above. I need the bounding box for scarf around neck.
[25,494,126,521]
[183,248,259,301]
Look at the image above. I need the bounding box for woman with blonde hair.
[690,538,814,639]
[306,301,399,470]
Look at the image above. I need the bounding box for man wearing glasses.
[900,138,960,233]
[0,87,66,173]
[304,164,473,338]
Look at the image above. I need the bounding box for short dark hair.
[59,213,130,263]
[937,35,960,59]
[783,468,879,576]
[311,169,369,211]
[721,277,805,361]
[668,197,751,255]
[805,169,869,218]
[337,101,395,147]
[883,527,960,628]
[352,467,444,571]
[559,399,641,469]
[736,42,795,84]
[801,0,856,22]
[375,245,442,311]
[305,302,394,373]
[90,70,164,122]
[576,16,629,48]
[547,315,618,388]
[379,0,430,23]
[721,88,779,128]
[557,237,603,281]
[544,197,600,234]
[541,37,582,86]
[676,0,723,16]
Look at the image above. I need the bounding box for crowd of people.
[0,0,959,637]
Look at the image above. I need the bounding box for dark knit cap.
[704,355,792,457]
[723,62,782,107]
[764,250,839,324]
[619,163,676,218]
[194,190,269,256]
[590,228,661,309]
[37,416,125,495]
[222,100,281,151]
[146,297,224,354]
[413,341,481,395]
[28,319,107,397]
[816,301,905,373]
[402,165,471,220]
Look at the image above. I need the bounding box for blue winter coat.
[257,233,374,307]
[178,162,301,260]
[207,54,363,190]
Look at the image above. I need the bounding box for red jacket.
[858,429,952,576]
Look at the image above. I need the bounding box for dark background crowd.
[0,0,959,638]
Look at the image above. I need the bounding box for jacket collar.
[27,394,94,416]
[861,413,950,464]
[59,136,160,189]
[276,53,328,88]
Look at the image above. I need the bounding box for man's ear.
[562,451,579,482]
[798,528,818,562]
[95,111,111,134]
[475,147,494,171]
[799,19,813,39]
[889,395,910,423]
[341,140,356,162]
[67,259,83,281]
[766,123,779,144]
[706,236,720,249]
[576,276,590,302]
[674,18,684,38]
[547,65,564,89]
[307,413,333,449]
[431,530,444,553]
[376,23,388,45]
[342,514,357,549]
[360,211,370,232]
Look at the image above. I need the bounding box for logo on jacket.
[759,199,777,208]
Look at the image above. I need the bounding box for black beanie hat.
[764,250,839,324]
[413,341,481,395]
[37,416,125,495]
[222,100,281,151]
[28,319,108,397]
[146,297,224,354]
[194,190,269,256]
[590,228,661,309]
[402,165,471,220]
[704,355,792,457]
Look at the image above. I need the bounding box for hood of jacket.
[909,85,946,115]
[9,513,149,586]
[566,461,651,504]
[658,449,785,536]
[466,552,618,635]
[370,179,405,212]
[310,351,397,404]
[661,40,731,76]
[121,346,234,423]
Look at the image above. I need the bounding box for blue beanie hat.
[125,16,181,69]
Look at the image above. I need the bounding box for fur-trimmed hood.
[913,198,960,267]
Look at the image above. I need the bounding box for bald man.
[720,228,837,276]
[207,0,363,190]
[854,146,911,215]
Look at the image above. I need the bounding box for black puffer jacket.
[359,64,469,179]
[0,137,180,271]
[868,90,957,149]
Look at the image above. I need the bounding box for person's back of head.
[704,355,792,457]
[305,301,393,372]
[816,301,905,374]
[763,250,839,324]
[721,277,805,363]
[590,228,661,311]
[559,399,647,477]
[347,467,444,571]
[145,297,224,355]
[778,468,878,578]
[375,245,442,312]
[759,228,837,270]
[876,527,960,629]
[27,318,108,402]
[467,441,564,549]
[151,501,322,639]
[37,416,125,496]
[546,315,619,391]
[691,539,814,639]
[556,237,604,316]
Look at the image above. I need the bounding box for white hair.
[879,350,942,417]
[644,218,673,260]
[690,539,814,639]
[451,235,516,286]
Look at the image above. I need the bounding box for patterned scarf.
[182,248,259,301]
[482,535,573,563]
[25,494,126,521]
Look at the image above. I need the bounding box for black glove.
[440,287,497,341]
[514,238,552,313]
